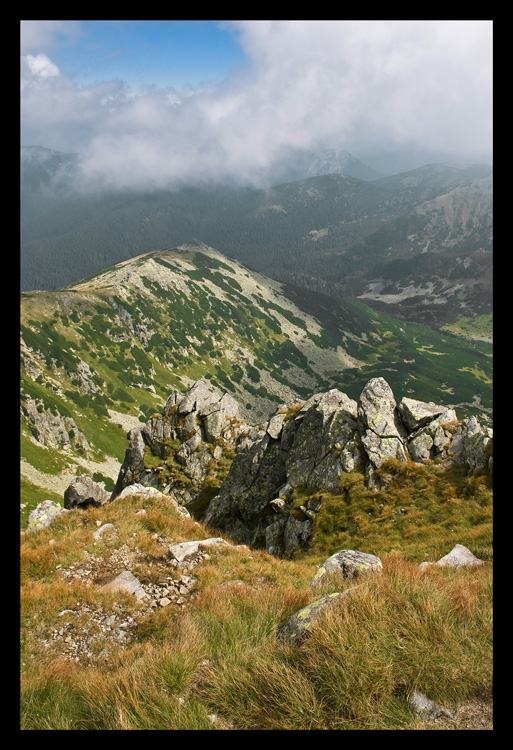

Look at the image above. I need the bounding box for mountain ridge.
[21,149,492,335]
[20,241,492,530]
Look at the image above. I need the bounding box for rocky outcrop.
[111,380,262,511]
[358,378,408,485]
[112,377,492,557]
[114,483,191,517]
[203,377,492,555]
[69,359,102,396]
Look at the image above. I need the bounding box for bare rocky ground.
[415,690,493,730]
[32,526,207,669]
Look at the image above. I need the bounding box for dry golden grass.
[20,467,493,730]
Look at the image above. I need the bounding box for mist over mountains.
[21,145,492,337]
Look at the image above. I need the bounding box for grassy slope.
[20,456,492,730]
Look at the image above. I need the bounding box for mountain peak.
[306,148,382,181]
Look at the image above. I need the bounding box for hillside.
[20,241,492,524]
[20,480,493,730]
[20,241,493,730]
[21,149,492,335]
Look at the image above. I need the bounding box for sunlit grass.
[20,462,492,730]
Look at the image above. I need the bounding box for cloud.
[20,20,82,54]
[23,53,60,80]
[20,20,493,190]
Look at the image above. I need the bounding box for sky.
[20,20,493,191]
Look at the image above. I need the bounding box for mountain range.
[21,147,492,337]
[19,144,494,731]
[20,241,492,524]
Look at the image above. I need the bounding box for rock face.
[20,393,89,452]
[113,377,492,557]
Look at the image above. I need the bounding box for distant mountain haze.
[20,146,492,335]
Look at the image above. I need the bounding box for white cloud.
[21,53,60,91]
[24,53,60,78]
[20,20,493,190]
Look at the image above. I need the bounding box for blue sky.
[20,20,493,190]
[33,21,247,90]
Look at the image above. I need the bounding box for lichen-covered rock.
[283,514,314,555]
[203,431,288,548]
[405,406,458,464]
[64,475,110,509]
[278,590,355,645]
[460,416,493,474]
[311,549,383,588]
[285,389,362,492]
[27,500,68,530]
[398,397,452,432]
[265,516,288,557]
